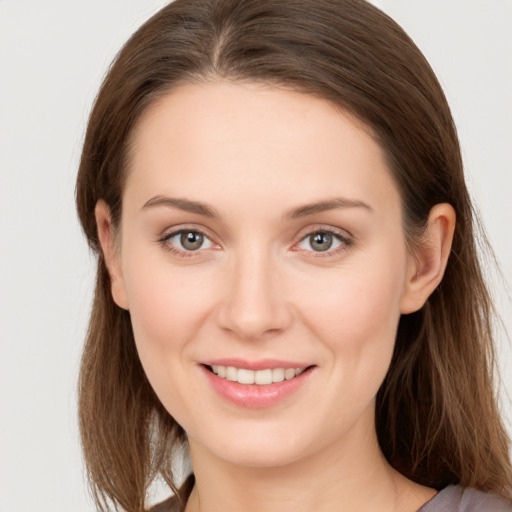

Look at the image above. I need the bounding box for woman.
[75,0,512,510]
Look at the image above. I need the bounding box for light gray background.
[1,1,511,510]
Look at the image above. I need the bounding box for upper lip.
[201,358,313,371]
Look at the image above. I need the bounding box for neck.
[184,415,433,512]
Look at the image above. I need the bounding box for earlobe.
[400,203,456,314]
[95,200,129,310]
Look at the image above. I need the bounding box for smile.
[202,363,315,408]
[208,365,307,385]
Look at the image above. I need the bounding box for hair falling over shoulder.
[75,0,511,510]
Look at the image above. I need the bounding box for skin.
[96,80,455,512]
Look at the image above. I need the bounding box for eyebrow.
[284,197,373,219]
[141,195,372,218]
[141,195,220,217]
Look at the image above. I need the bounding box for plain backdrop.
[0,1,511,510]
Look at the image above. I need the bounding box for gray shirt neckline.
[418,485,512,511]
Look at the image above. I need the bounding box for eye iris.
[310,232,333,252]
[180,231,204,250]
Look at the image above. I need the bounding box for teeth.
[238,368,255,385]
[226,366,238,382]
[284,368,296,380]
[272,368,285,383]
[255,369,272,385]
[209,365,307,385]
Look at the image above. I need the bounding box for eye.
[296,229,350,254]
[162,229,216,253]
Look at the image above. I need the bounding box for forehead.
[124,80,400,218]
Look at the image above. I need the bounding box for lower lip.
[201,366,315,408]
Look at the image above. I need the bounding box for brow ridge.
[285,198,373,219]
[141,195,372,219]
[141,195,219,217]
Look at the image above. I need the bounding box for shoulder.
[149,496,182,512]
[148,474,195,512]
[419,485,512,512]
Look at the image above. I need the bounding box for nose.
[216,245,293,341]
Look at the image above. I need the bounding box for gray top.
[151,482,512,512]
[418,485,512,511]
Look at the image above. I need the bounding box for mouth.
[204,364,310,385]
[200,359,316,407]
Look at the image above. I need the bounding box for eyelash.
[158,228,217,258]
[158,227,353,258]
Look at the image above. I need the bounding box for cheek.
[128,272,213,346]
[305,267,403,334]
[121,245,219,366]
[297,249,407,375]
[121,255,221,423]
[294,257,406,435]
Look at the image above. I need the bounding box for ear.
[95,200,129,310]
[400,203,456,314]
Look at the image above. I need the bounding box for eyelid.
[157,223,353,258]
[291,225,353,256]
[158,225,221,256]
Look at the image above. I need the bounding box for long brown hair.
[75,0,511,510]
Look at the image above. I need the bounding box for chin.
[216,443,305,469]
[189,420,318,469]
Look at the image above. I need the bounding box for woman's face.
[109,81,418,467]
